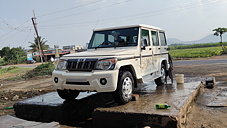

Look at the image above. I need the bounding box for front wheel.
[57,89,80,101]
[155,64,166,86]
[113,70,134,104]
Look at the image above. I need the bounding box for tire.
[155,64,166,86]
[113,70,134,104]
[57,89,80,100]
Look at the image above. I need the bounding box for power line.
[39,0,133,23]
[0,25,32,42]
[123,0,226,21]
[37,0,104,18]
[0,19,30,32]
[0,19,31,39]
[39,0,226,29]
[20,27,32,47]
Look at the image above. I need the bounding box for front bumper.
[52,70,119,92]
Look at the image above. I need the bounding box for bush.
[23,62,55,79]
[17,56,27,64]
[0,58,7,66]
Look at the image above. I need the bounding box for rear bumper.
[52,70,119,92]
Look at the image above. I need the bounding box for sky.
[0,0,227,49]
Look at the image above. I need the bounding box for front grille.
[67,59,97,71]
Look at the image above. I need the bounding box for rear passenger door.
[151,30,160,72]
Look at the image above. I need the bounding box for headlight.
[56,60,67,70]
[96,58,117,70]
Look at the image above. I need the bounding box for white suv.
[52,24,171,104]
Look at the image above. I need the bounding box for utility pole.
[31,10,45,63]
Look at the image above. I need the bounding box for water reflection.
[176,83,184,90]
[134,81,181,94]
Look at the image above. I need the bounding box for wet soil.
[0,54,227,127]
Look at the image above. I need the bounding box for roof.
[93,24,163,32]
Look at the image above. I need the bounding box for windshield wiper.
[94,43,103,50]
[114,42,116,49]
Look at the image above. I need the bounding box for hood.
[63,48,138,59]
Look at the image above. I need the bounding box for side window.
[159,32,167,46]
[151,31,159,46]
[141,29,150,46]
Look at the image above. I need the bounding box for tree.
[3,46,26,64]
[29,36,49,62]
[213,27,227,53]
[0,47,10,57]
[29,36,48,52]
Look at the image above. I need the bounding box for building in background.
[63,45,84,53]
[32,45,85,62]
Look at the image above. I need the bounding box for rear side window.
[159,32,167,46]
[151,31,159,46]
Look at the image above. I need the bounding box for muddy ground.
[173,55,227,128]
[0,76,54,116]
[0,55,227,128]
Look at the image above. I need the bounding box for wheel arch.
[160,58,168,71]
[119,65,138,88]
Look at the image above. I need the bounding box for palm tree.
[29,36,49,61]
[213,27,227,53]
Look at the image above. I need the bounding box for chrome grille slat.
[66,59,97,71]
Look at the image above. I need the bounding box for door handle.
[149,48,152,50]
[158,48,160,50]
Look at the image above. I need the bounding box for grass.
[169,46,223,59]
[0,66,32,75]
[5,76,24,80]
[23,62,55,79]
[0,66,33,80]
[0,62,55,80]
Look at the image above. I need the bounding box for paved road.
[173,59,227,66]
[1,63,42,68]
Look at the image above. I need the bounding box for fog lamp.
[54,77,58,83]
[100,78,107,85]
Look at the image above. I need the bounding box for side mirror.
[141,38,148,50]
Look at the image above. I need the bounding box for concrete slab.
[13,81,202,128]
[0,115,59,128]
[14,92,113,127]
[92,81,202,128]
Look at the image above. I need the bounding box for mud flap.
[168,53,173,84]
[168,68,173,84]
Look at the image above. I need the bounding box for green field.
[169,42,227,50]
[169,46,223,59]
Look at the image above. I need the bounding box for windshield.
[88,27,139,49]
